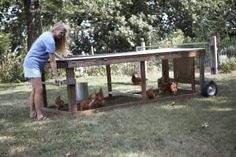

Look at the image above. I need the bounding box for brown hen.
[94,88,105,108]
[55,96,65,110]
[146,88,156,99]
[131,73,142,85]
[79,95,95,111]
[169,82,177,94]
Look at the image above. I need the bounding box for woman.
[23,21,68,120]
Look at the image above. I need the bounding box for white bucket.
[76,82,88,102]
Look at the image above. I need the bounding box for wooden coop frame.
[42,48,206,116]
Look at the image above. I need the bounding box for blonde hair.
[50,21,69,54]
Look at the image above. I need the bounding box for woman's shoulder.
[39,31,54,42]
[40,31,53,38]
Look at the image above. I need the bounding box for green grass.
[0,72,236,157]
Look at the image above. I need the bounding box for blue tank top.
[23,31,56,69]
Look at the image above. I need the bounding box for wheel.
[201,80,218,97]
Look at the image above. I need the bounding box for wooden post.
[91,46,94,55]
[210,36,218,74]
[140,61,146,99]
[136,39,147,76]
[162,59,169,82]
[199,53,205,94]
[106,64,112,97]
[41,69,48,107]
[66,68,77,116]
[192,59,196,92]
[141,41,147,77]
[141,40,146,50]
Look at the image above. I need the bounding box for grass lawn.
[0,72,236,157]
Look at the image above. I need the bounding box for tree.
[23,0,42,50]
[0,0,25,53]
[63,0,158,54]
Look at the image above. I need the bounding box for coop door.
[173,57,195,91]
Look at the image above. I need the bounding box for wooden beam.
[162,59,169,82]
[41,69,48,107]
[210,36,218,74]
[140,61,147,99]
[65,49,205,68]
[199,54,205,94]
[106,64,112,97]
[108,91,142,98]
[66,68,77,116]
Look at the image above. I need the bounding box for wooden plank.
[43,92,199,117]
[65,49,205,68]
[192,59,196,92]
[43,107,72,116]
[210,36,218,74]
[66,68,77,115]
[41,69,48,107]
[80,92,199,115]
[199,54,205,94]
[173,57,195,92]
[162,59,169,82]
[140,61,147,99]
[106,64,112,97]
[45,61,68,69]
[63,48,205,61]
[108,91,142,98]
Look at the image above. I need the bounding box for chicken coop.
[42,48,207,116]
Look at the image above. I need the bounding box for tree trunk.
[23,0,42,51]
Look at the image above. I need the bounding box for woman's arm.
[48,53,58,80]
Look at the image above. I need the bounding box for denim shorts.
[23,67,41,79]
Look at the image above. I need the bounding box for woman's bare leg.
[31,78,45,119]
[29,88,36,118]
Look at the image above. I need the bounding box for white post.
[141,39,146,51]
[91,46,94,55]
[210,36,218,74]
[136,38,147,76]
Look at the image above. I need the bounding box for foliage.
[74,62,161,78]
[220,46,236,58]
[65,0,157,54]
[146,29,196,50]
[0,0,25,52]
[218,57,236,73]
[0,52,24,83]
[0,32,11,58]
[0,0,236,82]
[218,37,236,57]
[0,32,24,83]
[75,64,137,77]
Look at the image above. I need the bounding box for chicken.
[55,96,65,110]
[158,78,178,94]
[170,101,175,107]
[146,88,156,99]
[131,73,142,85]
[94,88,105,108]
[157,77,169,93]
[167,101,176,108]
[169,82,177,94]
[79,95,95,111]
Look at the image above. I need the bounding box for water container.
[76,82,88,102]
